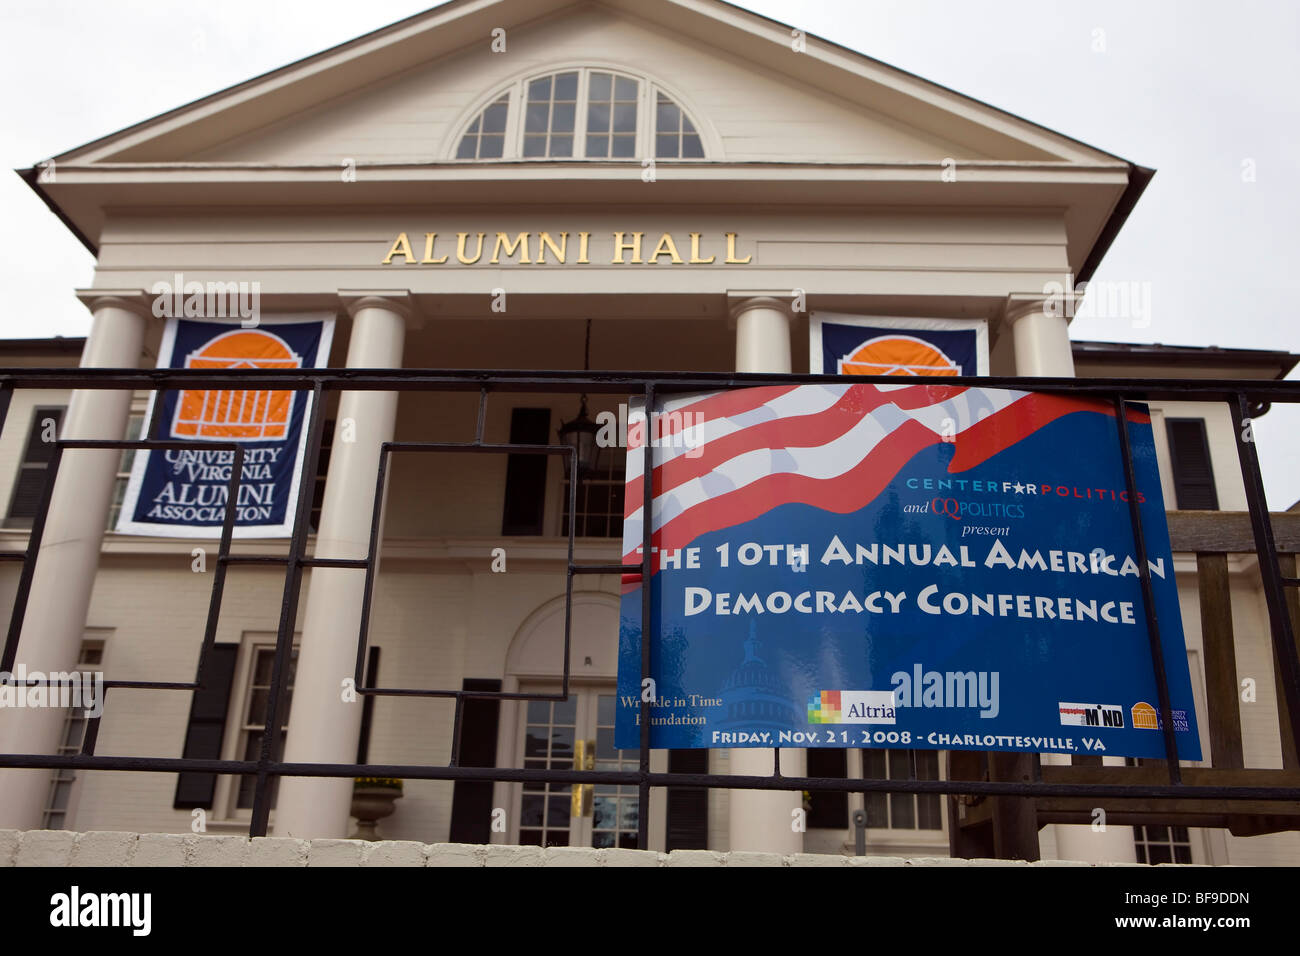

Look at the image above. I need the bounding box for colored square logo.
[808,690,841,724]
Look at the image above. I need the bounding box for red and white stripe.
[621,383,1122,576]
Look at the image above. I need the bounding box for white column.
[273,293,408,839]
[0,292,149,830]
[1005,295,1076,377]
[1041,754,1139,862]
[727,295,804,854]
[1006,294,1137,862]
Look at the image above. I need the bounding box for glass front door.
[517,687,640,848]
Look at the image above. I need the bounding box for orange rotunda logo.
[173,329,303,440]
[1131,701,1159,729]
[838,334,961,377]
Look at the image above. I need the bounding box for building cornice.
[0,531,624,572]
[35,161,1130,277]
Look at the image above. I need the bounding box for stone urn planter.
[350,777,403,841]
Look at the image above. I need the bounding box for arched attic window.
[456,92,509,159]
[453,68,706,160]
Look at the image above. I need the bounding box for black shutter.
[806,747,849,828]
[173,643,239,809]
[1166,418,1219,511]
[501,408,551,535]
[309,419,336,534]
[665,749,709,850]
[7,407,65,522]
[448,678,502,844]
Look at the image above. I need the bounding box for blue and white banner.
[615,382,1201,760]
[115,315,334,538]
[810,313,989,377]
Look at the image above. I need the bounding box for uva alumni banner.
[615,383,1202,760]
[116,315,335,538]
[810,312,989,377]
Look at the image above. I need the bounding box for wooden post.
[1274,553,1300,770]
[1198,553,1244,769]
[988,752,1040,861]
[946,751,994,858]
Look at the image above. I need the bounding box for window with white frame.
[1123,755,1195,863]
[41,638,104,830]
[234,645,298,812]
[584,72,637,158]
[654,91,703,158]
[559,455,625,538]
[106,413,145,530]
[862,749,943,830]
[456,93,510,159]
[1133,825,1193,864]
[454,68,707,161]
[523,70,580,158]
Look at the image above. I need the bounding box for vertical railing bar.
[638,382,654,850]
[353,443,390,687]
[192,443,244,694]
[474,387,488,444]
[1229,392,1300,754]
[561,445,577,700]
[449,695,466,768]
[1,443,63,675]
[147,387,167,441]
[250,383,325,838]
[1113,395,1181,784]
[80,705,104,757]
[0,381,13,443]
[556,400,579,827]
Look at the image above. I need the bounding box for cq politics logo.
[929,497,1026,522]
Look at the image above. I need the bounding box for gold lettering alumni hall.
[2,0,1297,865]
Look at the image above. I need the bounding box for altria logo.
[49,886,151,936]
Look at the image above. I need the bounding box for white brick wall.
[1,830,1174,867]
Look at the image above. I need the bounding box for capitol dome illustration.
[718,622,798,731]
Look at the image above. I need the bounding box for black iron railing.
[0,368,1297,850]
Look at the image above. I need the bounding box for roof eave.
[1076,163,1155,284]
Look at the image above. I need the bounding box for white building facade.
[0,0,1296,864]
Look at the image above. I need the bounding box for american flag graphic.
[620,383,1136,584]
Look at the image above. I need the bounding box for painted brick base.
[0,830,1183,867]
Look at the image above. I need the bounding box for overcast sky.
[2,0,1297,505]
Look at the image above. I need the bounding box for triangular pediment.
[52,0,1120,168]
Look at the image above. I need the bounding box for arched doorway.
[494,591,665,849]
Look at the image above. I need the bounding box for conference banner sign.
[810,312,989,377]
[116,315,334,538]
[614,383,1202,759]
